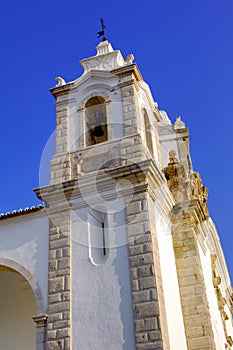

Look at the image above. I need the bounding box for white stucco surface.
[198,240,228,349]
[154,206,188,350]
[0,212,49,312]
[71,207,135,350]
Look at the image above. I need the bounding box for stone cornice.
[50,82,73,98]
[117,78,135,89]
[35,159,168,210]
[112,63,143,81]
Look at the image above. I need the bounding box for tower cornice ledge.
[112,63,143,81]
[50,82,73,98]
[34,159,169,209]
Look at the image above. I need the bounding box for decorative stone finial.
[126,54,134,64]
[174,116,186,130]
[55,77,66,87]
[158,110,172,126]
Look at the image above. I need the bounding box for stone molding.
[112,63,143,81]
[33,314,48,328]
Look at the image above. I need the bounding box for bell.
[92,125,104,137]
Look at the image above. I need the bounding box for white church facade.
[0,39,232,350]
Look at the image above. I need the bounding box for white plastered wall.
[197,240,227,349]
[197,218,233,349]
[150,195,188,350]
[71,204,135,350]
[0,212,49,312]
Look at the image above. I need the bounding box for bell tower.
[35,38,230,350]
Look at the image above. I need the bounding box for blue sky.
[0,0,232,279]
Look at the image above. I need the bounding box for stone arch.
[0,257,45,315]
[78,91,111,110]
[78,92,112,148]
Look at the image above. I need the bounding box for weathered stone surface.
[125,188,170,349]
[171,203,217,350]
[46,210,71,350]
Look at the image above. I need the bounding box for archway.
[0,259,47,350]
[0,266,37,349]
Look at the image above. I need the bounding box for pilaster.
[34,180,73,350]
[110,160,171,349]
[171,202,216,350]
[113,64,142,137]
[46,209,72,350]
[127,193,169,350]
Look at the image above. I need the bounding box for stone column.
[171,202,216,350]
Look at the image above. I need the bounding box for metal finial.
[97,18,107,41]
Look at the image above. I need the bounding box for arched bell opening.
[85,96,108,146]
[0,265,37,349]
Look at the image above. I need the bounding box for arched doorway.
[0,265,37,349]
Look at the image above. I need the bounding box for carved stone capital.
[32,314,47,328]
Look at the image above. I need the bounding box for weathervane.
[97,18,107,41]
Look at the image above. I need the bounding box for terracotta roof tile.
[0,204,44,221]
